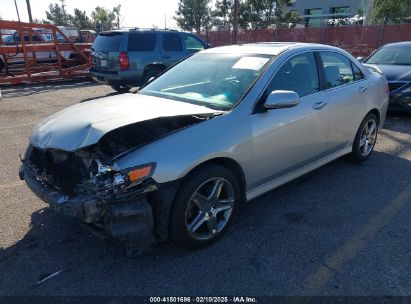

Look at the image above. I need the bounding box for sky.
[1,0,182,29]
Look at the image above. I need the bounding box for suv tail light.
[119,52,129,70]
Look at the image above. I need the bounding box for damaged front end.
[20,114,211,256]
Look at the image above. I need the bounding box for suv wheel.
[110,85,130,93]
[170,165,240,249]
[143,67,163,85]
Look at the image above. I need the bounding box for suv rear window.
[128,32,156,51]
[92,32,123,52]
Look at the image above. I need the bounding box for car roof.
[202,42,341,56]
[382,41,411,48]
[100,28,185,34]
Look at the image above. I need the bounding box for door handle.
[163,55,171,59]
[359,86,368,93]
[312,101,327,110]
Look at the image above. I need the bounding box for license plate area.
[99,59,108,67]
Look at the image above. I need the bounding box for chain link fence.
[201,23,411,57]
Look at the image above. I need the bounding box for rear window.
[128,32,156,51]
[92,32,123,52]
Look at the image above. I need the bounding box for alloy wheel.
[185,177,235,241]
[359,119,377,157]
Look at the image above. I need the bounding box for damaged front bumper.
[19,162,179,257]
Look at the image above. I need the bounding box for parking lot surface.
[0,81,410,296]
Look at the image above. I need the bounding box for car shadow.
[0,80,100,98]
[79,91,122,103]
[384,111,411,135]
[1,150,411,295]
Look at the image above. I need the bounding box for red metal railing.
[0,20,92,85]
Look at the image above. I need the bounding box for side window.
[162,33,182,52]
[128,33,156,52]
[268,52,320,97]
[184,35,204,52]
[320,52,354,88]
[351,62,365,81]
[31,35,43,43]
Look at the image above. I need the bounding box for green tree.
[212,0,233,27]
[368,0,411,23]
[274,0,301,27]
[175,0,211,33]
[71,9,93,29]
[91,6,116,32]
[238,0,276,29]
[32,18,44,24]
[45,3,71,26]
[238,0,300,29]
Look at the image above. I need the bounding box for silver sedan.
[21,43,389,256]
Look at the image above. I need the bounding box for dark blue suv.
[89,29,209,92]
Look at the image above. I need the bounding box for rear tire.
[143,67,163,85]
[110,85,130,93]
[170,165,241,250]
[351,113,379,163]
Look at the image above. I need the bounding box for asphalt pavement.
[0,81,410,296]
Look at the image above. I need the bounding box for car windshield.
[140,53,272,110]
[366,45,411,65]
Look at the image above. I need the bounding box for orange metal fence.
[202,24,411,57]
[0,20,92,85]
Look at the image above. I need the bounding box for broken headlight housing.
[77,161,156,197]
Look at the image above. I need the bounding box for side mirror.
[205,43,212,49]
[357,57,365,63]
[264,90,300,110]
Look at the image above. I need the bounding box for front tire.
[170,165,241,249]
[351,113,378,162]
[110,85,131,93]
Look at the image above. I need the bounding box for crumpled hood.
[30,93,218,151]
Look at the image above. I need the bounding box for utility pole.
[233,0,239,44]
[26,0,33,23]
[60,0,67,18]
[14,0,21,22]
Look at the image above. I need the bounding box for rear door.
[319,51,366,150]
[91,32,124,72]
[160,33,185,67]
[127,31,157,71]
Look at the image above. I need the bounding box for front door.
[250,52,330,189]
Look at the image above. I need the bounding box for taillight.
[119,52,129,70]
